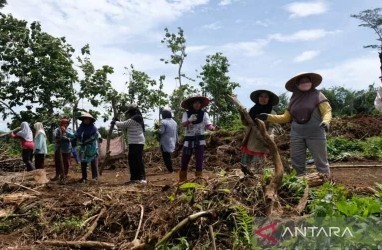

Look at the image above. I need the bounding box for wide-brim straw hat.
[285,72,322,92]
[181,96,210,109]
[78,112,96,123]
[250,90,279,106]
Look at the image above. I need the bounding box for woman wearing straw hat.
[111,104,147,185]
[257,72,332,176]
[240,90,279,174]
[179,95,216,182]
[76,112,100,182]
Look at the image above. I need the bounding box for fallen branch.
[80,207,106,241]
[295,185,309,215]
[80,191,105,202]
[4,182,41,195]
[155,209,216,247]
[40,240,115,249]
[209,225,217,250]
[134,205,144,241]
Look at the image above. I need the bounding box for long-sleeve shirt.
[34,133,47,154]
[53,128,75,153]
[115,119,145,144]
[159,118,178,153]
[10,133,34,150]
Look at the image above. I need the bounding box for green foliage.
[52,216,83,233]
[0,14,77,127]
[351,8,382,49]
[156,237,190,250]
[125,65,168,115]
[272,92,289,114]
[231,206,259,250]
[161,27,191,86]
[327,137,363,161]
[199,52,240,126]
[169,84,198,126]
[0,0,6,8]
[321,85,377,117]
[360,137,382,159]
[280,171,307,200]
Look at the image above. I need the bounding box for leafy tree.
[160,27,192,86]
[351,8,382,80]
[169,84,198,125]
[273,92,289,114]
[199,52,240,125]
[125,65,168,115]
[0,14,77,127]
[0,0,7,9]
[72,44,114,128]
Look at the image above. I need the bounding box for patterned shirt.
[182,112,212,147]
[115,119,145,144]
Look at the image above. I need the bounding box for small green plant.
[156,237,190,250]
[327,137,362,161]
[360,137,382,159]
[279,171,307,199]
[52,216,84,233]
[231,206,259,250]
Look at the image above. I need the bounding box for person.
[52,118,74,180]
[76,112,100,182]
[240,90,279,174]
[10,122,35,171]
[33,122,47,169]
[157,109,178,173]
[374,82,382,112]
[257,72,332,176]
[179,96,216,182]
[111,104,146,184]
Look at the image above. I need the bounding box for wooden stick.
[80,207,106,241]
[80,191,105,202]
[4,181,41,195]
[40,240,115,249]
[155,209,216,247]
[134,205,144,241]
[209,225,217,250]
[295,185,309,215]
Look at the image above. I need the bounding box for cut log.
[0,169,49,185]
[299,172,329,187]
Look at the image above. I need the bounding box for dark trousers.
[181,145,204,171]
[22,149,35,171]
[34,153,45,169]
[81,158,98,180]
[161,146,173,172]
[128,144,146,180]
[54,151,71,177]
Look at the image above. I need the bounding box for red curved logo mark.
[255,222,278,244]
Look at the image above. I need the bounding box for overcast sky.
[1,0,381,130]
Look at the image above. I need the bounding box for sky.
[1,0,381,131]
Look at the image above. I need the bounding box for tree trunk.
[99,98,118,175]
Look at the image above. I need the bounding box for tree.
[351,8,382,82]
[71,44,114,129]
[0,14,77,128]
[199,52,240,125]
[273,92,289,114]
[161,27,192,87]
[0,0,7,9]
[125,65,168,115]
[169,84,197,125]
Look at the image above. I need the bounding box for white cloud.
[269,29,340,42]
[221,40,269,57]
[285,1,328,18]
[202,22,222,30]
[255,20,271,27]
[218,0,239,6]
[294,50,321,62]
[318,56,381,90]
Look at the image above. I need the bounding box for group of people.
[10,71,333,184]
[11,112,101,182]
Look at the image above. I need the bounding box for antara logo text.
[255,222,354,244]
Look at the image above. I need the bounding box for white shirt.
[182,112,212,147]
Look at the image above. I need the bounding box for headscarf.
[16,122,33,141]
[249,104,273,122]
[288,89,327,124]
[34,122,46,138]
[76,122,98,143]
[186,109,205,124]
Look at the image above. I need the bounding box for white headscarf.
[16,122,33,141]
[34,122,46,138]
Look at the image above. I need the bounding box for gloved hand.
[256,113,268,121]
[188,114,198,122]
[110,119,116,126]
[320,122,329,132]
[154,121,160,129]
